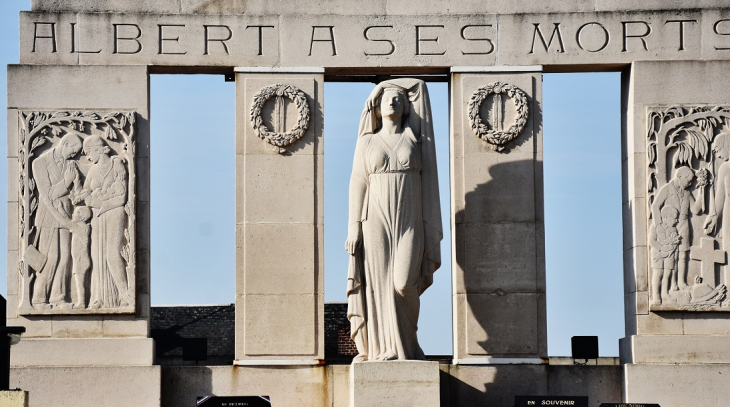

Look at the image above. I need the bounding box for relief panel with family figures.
[647,105,730,311]
[17,110,136,315]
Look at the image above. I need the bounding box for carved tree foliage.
[250,83,310,154]
[18,110,137,315]
[647,106,730,188]
[468,82,529,152]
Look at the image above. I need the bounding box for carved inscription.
[647,106,730,311]
[23,12,730,64]
[250,84,310,154]
[18,111,137,315]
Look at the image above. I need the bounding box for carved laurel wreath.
[468,82,529,152]
[250,83,310,154]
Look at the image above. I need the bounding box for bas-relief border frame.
[17,109,138,316]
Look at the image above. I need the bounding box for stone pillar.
[450,67,546,364]
[7,65,154,365]
[234,68,324,363]
[621,60,730,406]
[6,64,161,405]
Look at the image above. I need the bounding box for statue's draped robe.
[347,79,442,360]
[86,156,128,307]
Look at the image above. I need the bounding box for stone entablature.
[28,0,730,16]
[20,9,730,68]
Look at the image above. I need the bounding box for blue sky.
[1,1,623,356]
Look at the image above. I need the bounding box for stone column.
[6,64,160,405]
[621,60,730,406]
[234,68,324,363]
[7,65,154,366]
[450,67,546,364]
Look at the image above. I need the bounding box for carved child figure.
[651,166,705,291]
[650,206,682,305]
[68,206,92,309]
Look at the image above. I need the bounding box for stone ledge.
[11,366,160,407]
[11,338,155,367]
[621,335,730,364]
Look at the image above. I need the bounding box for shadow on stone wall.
[441,364,622,407]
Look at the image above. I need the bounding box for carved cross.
[690,237,726,286]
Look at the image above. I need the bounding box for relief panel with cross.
[646,106,730,311]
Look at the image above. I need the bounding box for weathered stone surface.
[11,338,155,366]
[31,0,730,15]
[0,391,28,407]
[624,363,730,407]
[456,222,539,293]
[350,361,439,407]
[11,366,160,407]
[240,294,319,356]
[161,365,329,407]
[8,65,148,109]
[622,334,730,364]
[32,0,180,13]
[461,293,543,357]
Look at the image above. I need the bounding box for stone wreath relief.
[647,106,730,311]
[18,111,136,314]
[250,83,310,154]
[468,81,529,152]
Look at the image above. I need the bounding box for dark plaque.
[515,396,588,407]
[197,396,271,406]
[599,404,660,407]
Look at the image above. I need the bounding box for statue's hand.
[63,164,77,188]
[345,223,362,255]
[704,215,717,235]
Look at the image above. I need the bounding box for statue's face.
[83,144,104,164]
[380,89,405,118]
[662,212,678,227]
[677,172,694,189]
[61,141,81,159]
[715,143,730,161]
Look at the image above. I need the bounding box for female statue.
[346,78,442,361]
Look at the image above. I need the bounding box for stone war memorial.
[5,0,730,406]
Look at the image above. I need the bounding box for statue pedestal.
[349,361,440,407]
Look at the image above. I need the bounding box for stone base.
[349,361,440,407]
[620,335,730,364]
[11,366,160,407]
[624,363,730,407]
[0,391,28,407]
[11,338,155,367]
[162,365,330,407]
